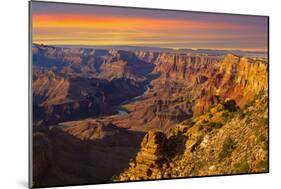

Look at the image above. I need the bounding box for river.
[116,84,150,116]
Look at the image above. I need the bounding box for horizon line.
[32,43,268,53]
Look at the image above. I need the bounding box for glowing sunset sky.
[31,2,268,51]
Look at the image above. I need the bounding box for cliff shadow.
[32,125,145,188]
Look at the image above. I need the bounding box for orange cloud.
[32,12,265,51]
[32,13,239,31]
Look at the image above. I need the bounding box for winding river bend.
[116,84,150,116]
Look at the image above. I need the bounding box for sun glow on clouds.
[32,5,268,51]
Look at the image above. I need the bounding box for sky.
[31,1,268,52]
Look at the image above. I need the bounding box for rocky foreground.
[116,91,268,181]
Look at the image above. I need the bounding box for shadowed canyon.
[32,44,268,187]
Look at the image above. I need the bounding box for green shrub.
[212,122,223,129]
[222,111,234,121]
[258,135,267,144]
[222,100,238,112]
[199,121,224,132]
[260,117,269,127]
[237,109,246,119]
[257,160,268,172]
[190,136,203,152]
[205,122,224,132]
[198,124,204,131]
[256,89,266,99]
[181,119,190,125]
[219,137,236,161]
[234,160,250,173]
[181,119,195,126]
[111,175,119,181]
[258,135,268,150]
[222,111,229,119]
[207,122,216,128]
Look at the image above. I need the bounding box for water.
[117,110,129,116]
[116,84,150,116]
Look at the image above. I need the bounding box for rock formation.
[32,69,147,125]
[33,130,53,183]
[119,53,268,132]
[118,131,167,180]
[32,124,145,187]
[116,91,268,180]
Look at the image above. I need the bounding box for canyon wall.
[135,51,268,116]
[32,44,268,186]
